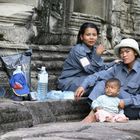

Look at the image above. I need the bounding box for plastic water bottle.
[37,66,48,101]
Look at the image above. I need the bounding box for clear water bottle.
[37,66,48,101]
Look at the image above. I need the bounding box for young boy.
[88,78,128,122]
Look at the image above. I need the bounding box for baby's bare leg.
[81,110,96,123]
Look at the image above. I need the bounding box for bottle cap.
[17,66,21,70]
[41,66,46,71]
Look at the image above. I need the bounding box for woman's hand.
[119,100,125,109]
[74,86,85,98]
[96,44,105,55]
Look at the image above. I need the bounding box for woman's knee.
[124,107,140,120]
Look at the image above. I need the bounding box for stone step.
[0,0,39,7]
[0,3,34,22]
[0,98,90,132]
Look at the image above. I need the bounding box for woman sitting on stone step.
[58,22,117,93]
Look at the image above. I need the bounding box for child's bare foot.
[81,110,96,123]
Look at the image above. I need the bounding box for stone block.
[0,98,90,132]
[0,101,33,132]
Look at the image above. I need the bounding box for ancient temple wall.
[72,0,140,46]
[74,0,106,19]
[0,0,39,7]
[0,0,140,91]
[1,0,140,47]
[110,0,140,45]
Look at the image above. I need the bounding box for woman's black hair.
[76,22,99,44]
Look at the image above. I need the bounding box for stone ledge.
[0,0,39,7]
[0,98,90,132]
[1,120,140,140]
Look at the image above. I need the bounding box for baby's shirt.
[91,95,120,114]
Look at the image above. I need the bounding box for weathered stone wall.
[0,2,35,43]
[34,0,140,46]
[108,0,140,46]
[74,0,106,18]
[0,0,39,7]
[0,0,140,92]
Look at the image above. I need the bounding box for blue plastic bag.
[46,90,75,100]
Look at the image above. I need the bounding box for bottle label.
[39,74,48,83]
